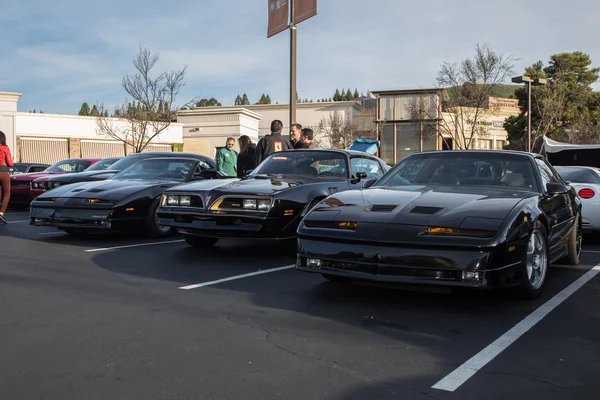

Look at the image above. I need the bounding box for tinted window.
[351,157,384,179]
[375,152,539,191]
[112,159,197,182]
[9,164,28,175]
[536,159,560,187]
[30,166,49,172]
[102,155,154,172]
[86,158,121,171]
[554,167,600,184]
[46,160,91,172]
[251,151,349,178]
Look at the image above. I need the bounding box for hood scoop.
[409,206,443,214]
[370,204,397,212]
[87,189,105,193]
[71,189,84,193]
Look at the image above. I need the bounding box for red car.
[10,158,101,207]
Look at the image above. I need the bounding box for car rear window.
[555,167,600,184]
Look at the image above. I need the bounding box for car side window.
[350,157,384,179]
[536,159,560,188]
[31,166,47,172]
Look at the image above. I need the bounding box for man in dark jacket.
[297,128,317,149]
[254,120,293,165]
[290,123,303,149]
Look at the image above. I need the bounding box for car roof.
[554,165,600,170]
[275,148,383,158]
[410,149,541,159]
[132,156,207,162]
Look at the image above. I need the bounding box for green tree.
[353,89,360,99]
[333,89,341,101]
[234,95,242,105]
[196,97,222,107]
[504,51,600,148]
[265,94,271,104]
[78,102,91,116]
[241,93,250,105]
[90,104,99,116]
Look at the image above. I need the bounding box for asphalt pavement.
[1,210,599,400]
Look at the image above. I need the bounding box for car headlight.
[166,195,180,206]
[242,198,271,211]
[179,196,191,206]
[50,182,61,188]
[163,195,193,207]
[243,199,257,209]
[257,199,270,211]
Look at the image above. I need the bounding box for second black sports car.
[29,156,226,236]
[156,149,389,248]
[296,150,582,299]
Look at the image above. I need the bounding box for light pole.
[511,75,548,152]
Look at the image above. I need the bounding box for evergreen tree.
[265,94,271,104]
[234,95,242,105]
[353,89,360,98]
[333,89,341,101]
[91,105,99,116]
[78,102,91,116]
[328,98,332,102]
[242,93,250,105]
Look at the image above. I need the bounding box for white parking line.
[583,250,600,254]
[432,264,600,392]
[6,220,28,224]
[85,239,185,253]
[179,265,295,290]
[39,232,66,236]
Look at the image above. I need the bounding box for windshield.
[374,152,539,192]
[250,151,349,178]
[46,159,92,173]
[555,166,600,184]
[103,155,156,172]
[85,158,121,171]
[9,164,28,175]
[111,158,197,182]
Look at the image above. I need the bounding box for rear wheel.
[184,234,218,249]
[518,222,549,299]
[145,198,175,238]
[559,216,582,265]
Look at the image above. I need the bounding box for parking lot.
[1,209,600,400]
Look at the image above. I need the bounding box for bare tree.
[405,94,441,151]
[96,47,193,153]
[432,44,515,149]
[316,113,361,149]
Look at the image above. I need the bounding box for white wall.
[0,92,20,155]
[16,113,183,143]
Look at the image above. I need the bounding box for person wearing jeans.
[0,130,14,224]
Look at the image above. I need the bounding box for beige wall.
[0,92,20,156]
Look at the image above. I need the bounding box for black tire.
[184,234,218,249]
[322,273,350,283]
[559,216,582,265]
[145,198,175,238]
[518,222,549,299]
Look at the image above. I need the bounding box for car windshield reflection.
[111,159,196,182]
[249,151,349,179]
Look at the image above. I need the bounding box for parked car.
[41,152,207,190]
[156,149,389,249]
[295,150,582,299]
[9,158,101,207]
[29,156,224,237]
[9,163,50,175]
[554,165,600,234]
[31,157,122,195]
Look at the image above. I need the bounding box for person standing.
[290,123,303,149]
[216,137,238,177]
[254,120,293,165]
[0,131,14,225]
[236,135,257,178]
[298,128,317,149]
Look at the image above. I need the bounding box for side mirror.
[546,182,569,195]
[362,178,377,189]
[355,172,368,182]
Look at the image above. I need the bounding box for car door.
[535,158,573,257]
[349,156,386,188]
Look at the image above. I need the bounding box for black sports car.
[29,156,225,236]
[156,149,389,248]
[296,150,583,298]
[39,152,208,190]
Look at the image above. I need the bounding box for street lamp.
[511,75,548,152]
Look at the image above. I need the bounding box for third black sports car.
[156,149,389,248]
[29,156,226,237]
[296,150,582,298]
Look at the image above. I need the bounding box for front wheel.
[559,217,582,265]
[184,234,219,249]
[519,222,549,299]
[145,198,175,238]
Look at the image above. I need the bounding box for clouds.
[1,0,599,114]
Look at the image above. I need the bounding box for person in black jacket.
[254,120,293,166]
[236,135,257,178]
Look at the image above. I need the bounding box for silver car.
[555,166,600,234]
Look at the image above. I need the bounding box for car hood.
[47,170,119,182]
[38,179,178,201]
[169,175,329,195]
[309,186,534,228]
[12,171,66,181]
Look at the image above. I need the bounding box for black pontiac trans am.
[156,149,389,248]
[29,156,225,236]
[296,150,583,298]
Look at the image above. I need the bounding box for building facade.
[0,91,183,165]
[372,89,519,165]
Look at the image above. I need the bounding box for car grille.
[11,181,31,187]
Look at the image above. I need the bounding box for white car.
[555,166,600,234]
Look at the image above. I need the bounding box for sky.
[1,0,599,115]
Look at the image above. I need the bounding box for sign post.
[267,0,317,139]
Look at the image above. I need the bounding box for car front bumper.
[296,237,523,289]
[29,206,143,231]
